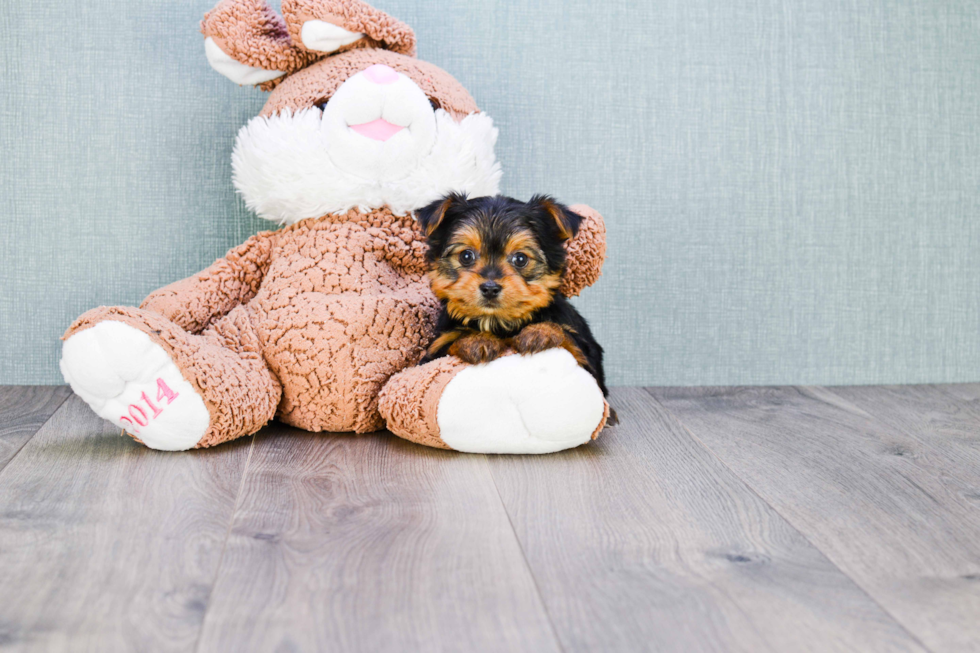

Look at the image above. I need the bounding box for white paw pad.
[60,321,210,451]
[437,348,606,454]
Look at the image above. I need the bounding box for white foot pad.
[60,321,210,451]
[437,348,606,454]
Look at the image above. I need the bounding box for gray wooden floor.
[0,386,978,652]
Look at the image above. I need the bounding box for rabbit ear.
[201,0,316,88]
[281,0,416,57]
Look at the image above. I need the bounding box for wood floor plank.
[196,425,561,653]
[932,382,980,409]
[0,386,71,471]
[649,386,980,653]
[0,396,252,652]
[825,384,980,476]
[486,388,925,653]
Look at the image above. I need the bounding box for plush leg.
[61,306,281,450]
[379,348,609,454]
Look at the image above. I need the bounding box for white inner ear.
[204,37,284,86]
[301,20,364,52]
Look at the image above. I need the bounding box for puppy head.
[417,193,583,330]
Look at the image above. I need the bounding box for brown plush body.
[67,209,435,438]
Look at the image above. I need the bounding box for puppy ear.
[417,192,467,238]
[530,195,583,241]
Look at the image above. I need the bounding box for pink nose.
[362,64,399,85]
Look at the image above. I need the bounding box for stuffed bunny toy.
[60,0,609,453]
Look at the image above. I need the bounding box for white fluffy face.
[231,66,502,225]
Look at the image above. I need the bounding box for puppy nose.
[362,64,399,85]
[480,281,502,298]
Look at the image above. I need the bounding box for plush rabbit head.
[202,0,501,225]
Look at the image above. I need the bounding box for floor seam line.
[932,383,978,405]
[0,388,73,481]
[816,385,980,514]
[192,432,258,653]
[486,456,568,653]
[642,386,937,653]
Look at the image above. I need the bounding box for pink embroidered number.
[128,404,148,427]
[140,391,162,419]
[119,378,180,433]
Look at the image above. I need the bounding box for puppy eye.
[429,97,441,111]
[511,252,529,269]
[458,249,476,266]
[315,100,329,112]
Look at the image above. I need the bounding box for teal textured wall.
[2,0,979,385]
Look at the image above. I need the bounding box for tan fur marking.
[429,266,561,332]
[539,198,573,240]
[504,230,539,255]
[424,196,455,236]
[560,339,590,368]
[511,322,589,367]
[446,224,484,255]
[427,329,465,357]
[448,331,507,364]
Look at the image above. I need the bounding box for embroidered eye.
[511,252,529,269]
[458,249,476,266]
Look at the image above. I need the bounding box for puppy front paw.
[511,323,566,355]
[448,332,506,365]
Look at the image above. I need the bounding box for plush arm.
[140,231,276,334]
[559,204,607,298]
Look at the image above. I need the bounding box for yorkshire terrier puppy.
[418,193,612,405]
